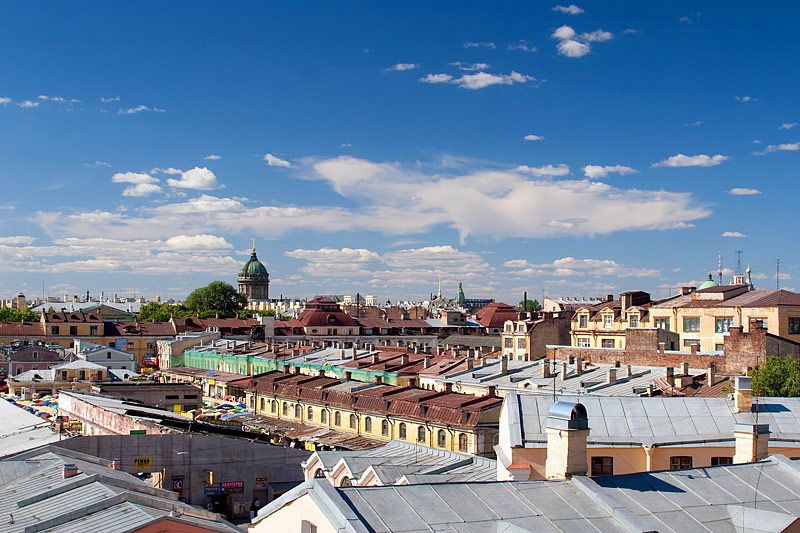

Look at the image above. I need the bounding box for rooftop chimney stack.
[680,362,690,375]
[733,423,770,464]
[545,401,589,480]
[575,357,584,374]
[62,464,79,479]
[500,356,508,375]
[707,365,715,387]
[606,368,616,384]
[541,359,552,379]
[560,361,568,378]
[735,376,753,412]
[624,364,632,379]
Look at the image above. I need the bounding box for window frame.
[669,456,693,470]
[683,316,700,333]
[591,456,614,477]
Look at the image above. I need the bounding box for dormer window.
[629,314,639,328]
[603,314,613,329]
[579,314,588,328]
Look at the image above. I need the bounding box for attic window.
[327,315,336,325]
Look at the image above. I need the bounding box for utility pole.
[777,258,781,289]
[718,250,723,285]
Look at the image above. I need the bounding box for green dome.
[698,273,718,290]
[239,249,269,280]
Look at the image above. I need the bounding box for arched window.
[437,429,446,448]
[417,426,426,444]
[381,420,389,437]
[364,417,372,433]
[321,409,328,424]
[294,404,301,418]
[399,423,407,439]
[249,396,254,408]
[314,468,325,478]
[349,414,357,429]
[271,400,277,413]
[458,433,468,452]
[340,476,352,487]
[282,402,289,416]
[307,406,314,421]
[259,398,265,411]
[334,411,341,427]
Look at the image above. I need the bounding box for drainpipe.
[644,446,655,472]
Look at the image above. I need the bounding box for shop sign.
[222,481,244,493]
[133,456,153,469]
[204,482,223,495]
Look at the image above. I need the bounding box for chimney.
[612,360,620,368]
[413,345,419,354]
[690,344,698,356]
[486,385,497,397]
[665,367,674,385]
[680,286,695,296]
[560,361,568,378]
[423,356,431,369]
[707,365,715,387]
[444,382,453,393]
[352,346,358,359]
[733,423,770,464]
[624,364,632,379]
[541,359,552,379]
[466,358,474,370]
[658,343,665,354]
[479,356,486,367]
[545,401,589,480]
[606,368,616,384]
[371,353,380,364]
[575,357,584,374]
[605,294,614,302]
[646,384,654,396]
[110,460,121,470]
[62,463,79,479]
[344,371,352,381]
[680,362,690,376]
[400,353,409,365]
[735,376,753,412]
[374,375,383,384]
[500,356,508,375]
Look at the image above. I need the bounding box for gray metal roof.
[0,399,61,457]
[505,393,800,448]
[256,455,800,532]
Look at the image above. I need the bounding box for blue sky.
[0,1,798,303]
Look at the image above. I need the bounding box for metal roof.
[0,399,61,457]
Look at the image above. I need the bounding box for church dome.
[239,248,269,280]
[698,273,719,290]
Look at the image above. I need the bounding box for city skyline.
[1,2,797,302]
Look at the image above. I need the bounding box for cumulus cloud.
[117,105,165,115]
[507,41,537,52]
[515,164,570,177]
[651,153,728,167]
[0,97,11,105]
[264,154,292,167]
[122,183,163,197]
[579,29,613,41]
[722,231,747,238]
[0,236,35,245]
[582,165,637,178]
[552,25,611,57]
[420,71,536,90]
[754,142,800,155]
[384,63,419,72]
[736,96,758,102]
[524,134,545,141]
[463,41,496,48]
[112,172,159,185]
[100,96,120,103]
[557,40,590,57]
[38,95,80,103]
[83,161,111,168]
[506,257,659,278]
[552,4,584,14]
[449,62,491,71]
[729,188,761,195]
[17,100,39,108]
[683,121,704,127]
[164,234,233,250]
[552,25,576,40]
[204,154,222,160]
[165,167,223,190]
[780,122,797,130]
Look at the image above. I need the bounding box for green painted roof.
[698,273,719,290]
[239,249,269,279]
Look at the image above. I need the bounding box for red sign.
[172,475,184,495]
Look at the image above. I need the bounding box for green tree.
[750,356,800,397]
[0,308,40,322]
[517,299,542,313]
[184,281,247,318]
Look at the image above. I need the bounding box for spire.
[252,238,256,254]
[437,273,442,299]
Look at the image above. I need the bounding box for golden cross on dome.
[252,238,256,253]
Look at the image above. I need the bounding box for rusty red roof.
[474,302,520,328]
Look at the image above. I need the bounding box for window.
[504,338,513,348]
[260,398,265,411]
[32,351,38,359]
[70,326,78,335]
[601,339,615,348]
[399,422,407,439]
[107,352,112,358]
[314,469,325,478]
[458,433,468,452]
[282,402,289,416]
[715,317,733,333]
[146,342,154,349]
[749,317,768,330]
[683,317,700,332]
[715,343,724,351]
[629,314,639,328]
[683,339,700,347]
[358,416,369,433]
[51,326,59,335]
[89,326,98,336]
[339,477,352,487]
[577,338,591,347]
[437,429,446,448]
[654,317,670,330]
[603,314,613,329]
[349,414,357,429]
[294,404,301,418]
[165,395,179,400]
[307,406,314,421]
[591,457,614,476]
[320,410,327,424]
[381,420,389,436]
[711,456,733,466]
[335,411,341,426]
[517,338,526,348]
[249,397,255,408]
[417,426,426,443]
[271,400,277,413]
[79,370,86,380]
[790,317,800,335]
[670,456,693,470]
[579,315,588,328]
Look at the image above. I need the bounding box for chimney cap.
[735,376,752,391]
[546,401,589,430]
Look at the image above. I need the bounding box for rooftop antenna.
[252,238,256,252]
[777,258,781,289]
[718,249,723,285]
[437,273,442,300]
[735,250,744,278]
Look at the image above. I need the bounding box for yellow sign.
[134,456,153,469]
[304,442,317,452]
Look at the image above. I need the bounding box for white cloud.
[507,256,659,278]
[552,4,584,14]
[0,236,35,245]
[112,172,159,185]
[100,96,120,103]
[38,95,80,103]
[780,122,797,130]
[384,63,419,72]
[117,105,165,115]
[754,142,800,155]
[582,165,637,178]
[152,167,183,175]
[164,234,233,250]
[17,100,39,108]
[729,188,761,195]
[552,25,576,40]
[204,154,222,160]
[623,29,641,34]
[651,153,728,167]
[515,164,570,177]
[752,139,762,144]
[264,154,292,167]
[507,41,537,52]
[579,29,613,42]
[421,71,536,90]
[449,62,491,71]
[0,97,11,105]
[524,134,545,141]
[736,96,759,102]
[683,121,704,127]
[122,183,163,197]
[165,167,223,190]
[83,161,111,168]
[557,40,590,57]
[463,41,496,48]
[722,231,747,238]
